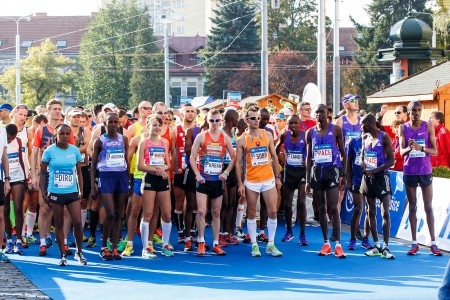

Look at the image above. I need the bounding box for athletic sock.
[90,211,99,238]
[213,240,218,246]
[236,204,245,227]
[412,240,417,245]
[247,218,257,244]
[140,220,149,249]
[267,218,277,242]
[432,241,437,245]
[64,239,67,245]
[197,236,205,243]
[40,239,45,247]
[81,209,88,231]
[335,241,341,246]
[127,240,132,246]
[174,210,184,233]
[375,242,381,248]
[26,212,37,237]
[161,221,172,247]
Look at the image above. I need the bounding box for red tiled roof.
[327,27,359,52]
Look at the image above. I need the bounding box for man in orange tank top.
[235,106,283,257]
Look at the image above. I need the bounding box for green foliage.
[202,0,260,98]
[76,0,163,107]
[432,166,450,179]
[0,39,72,108]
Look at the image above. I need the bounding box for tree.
[76,0,162,107]
[226,63,260,96]
[0,39,72,108]
[202,0,260,99]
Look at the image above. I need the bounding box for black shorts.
[339,167,343,177]
[10,181,25,187]
[283,167,307,190]
[196,180,224,198]
[173,173,185,188]
[183,165,197,193]
[360,173,391,199]
[143,173,169,192]
[403,174,433,188]
[81,165,91,199]
[310,165,340,191]
[48,192,79,206]
[349,184,361,194]
[223,164,237,187]
[0,181,4,206]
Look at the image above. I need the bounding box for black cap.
[27,110,37,118]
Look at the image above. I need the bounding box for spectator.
[377,104,409,139]
[391,119,405,171]
[275,113,286,133]
[429,111,450,168]
[118,109,131,129]
[0,103,13,126]
[266,99,277,114]
[297,102,316,130]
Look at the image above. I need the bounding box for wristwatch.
[4,176,11,181]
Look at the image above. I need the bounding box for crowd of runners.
[0,94,445,267]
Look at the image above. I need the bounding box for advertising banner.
[227,92,241,108]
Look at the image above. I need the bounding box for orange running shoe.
[155,228,163,238]
[219,234,228,247]
[334,244,347,258]
[212,245,226,256]
[184,240,193,252]
[318,243,332,256]
[197,242,206,255]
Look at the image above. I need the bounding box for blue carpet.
[9,224,448,300]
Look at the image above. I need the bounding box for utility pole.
[261,0,269,95]
[333,0,340,115]
[317,0,326,104]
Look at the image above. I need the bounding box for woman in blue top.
[40,124,86,267]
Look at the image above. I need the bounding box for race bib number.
[345,131,360,148]
[313,144,332,164]
[181,151,187,170]
[224,146,236,163]
[364,151,377,170]
[286,149,303,167]
[250,146,269,166]
[7,152,20,173]
[106,148,125,168]
[355,151,362,166]
[410,139,426,158]
[54,169,74,188]
[149,147,165,166]
[204,156,222,175]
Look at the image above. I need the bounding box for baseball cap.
[103,103,116,112]
[27,110,37,118]
[280,107,293,116]
[0,103,13,111]
[70,109,82,117]
[283,102,293,108]
[342,94,360,105]
[275,113,286,120]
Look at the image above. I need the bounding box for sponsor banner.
[227,92,241,108]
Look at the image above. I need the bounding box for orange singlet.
[243,129,274,183]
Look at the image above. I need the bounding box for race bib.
[364,151,377,170]
[181,150,187,170]
[224,146,236,163]
[106,148,125,168]
[54,169,74,188]
[355,151,362,166]
[250,146,269,166]
[313,144,332,164]
[204,156,222,175]
[410,139,426,158]
[286,149,303,167]
[7,152,20,173]
[149,147,165,166]
[345,132,360,148]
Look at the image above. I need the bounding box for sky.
[0,0,372,27]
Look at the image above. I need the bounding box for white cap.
[103,103,116,111]
[281,107,293,116]
[70,109,82,117]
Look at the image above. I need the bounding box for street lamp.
[0,14,32,105]
[156,5,171,108]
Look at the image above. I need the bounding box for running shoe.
[266,244,283,257]
[329,230,336,242]
[38,245,47,256]
[107,239,112,251]
[305,219,320,227]
[100,248,113,261]
[152,234,163,245]
[155,228,163,238]
[64,245,73,256]
[224,234,239,245]
[243,233,251,244]
[112,248,122,260]
[121,244,134,257]
[74,252,88,265]
[356,229,364,241]
[177,233,185,244]
[117,239,127,252]
[4,241,13,254]
[431,244,443,256]
[347,238,357,250]
[212,244,226,256]
[59,254,68,267]
[381,247,395,259]
[168,242,174,251]
[21,240,28,249]
[45,236,53,248]
[197,242,206,255]
[281,231,294,242]
[365,246,382,256]
[161,245,175,257]
[299,234,309,246]
[26,235,39,245]
[142,248,157,259]
[251,244,261,257]
[235,228,245,241]
[147,242,157,254]
[82,235,89,243]
[318,243,332,256]
[334,245,347,258]
[407,244,420,255]
[195,241,210,250]
[361,238,372,250]
[67,240,76,247]
[219,234,229,247]
[13,242,24,255]
[257,233,269,243]
[0,252,10,263]
[86,237,96,248]
[184,240,193,252]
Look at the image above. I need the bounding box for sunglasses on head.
[15,104,28,110]
[209,118,221,123]
[246,116,261,121]
[140,107,151,111]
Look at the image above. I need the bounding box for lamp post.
[0,14,32,105]
[412,11,437,65]
[156,5,171,108]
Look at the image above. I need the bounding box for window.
[21,40,32,48]
[187,87,197,98]
[192,53,202,65]
[339,46,345,51]
[168,55,175,66]
[56,40,67,48]
[0,40,3,47]
[172,87,182,102]
[175,26,184,34]
[173,0,184,8]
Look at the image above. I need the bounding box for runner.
[399,101,442,256]
[138,114,173,258]
[235,105,283,257]
[190,110,235,255]
[305,104,347,258]
[275,114,308,245]
[91,112,130,261]
[0,125,11,262]
[359,114,395,259]
[40,124,87,266]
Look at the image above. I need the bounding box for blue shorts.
[133,178,142,197]
[98,171,130,194]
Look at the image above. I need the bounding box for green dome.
[390,15,432,47]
